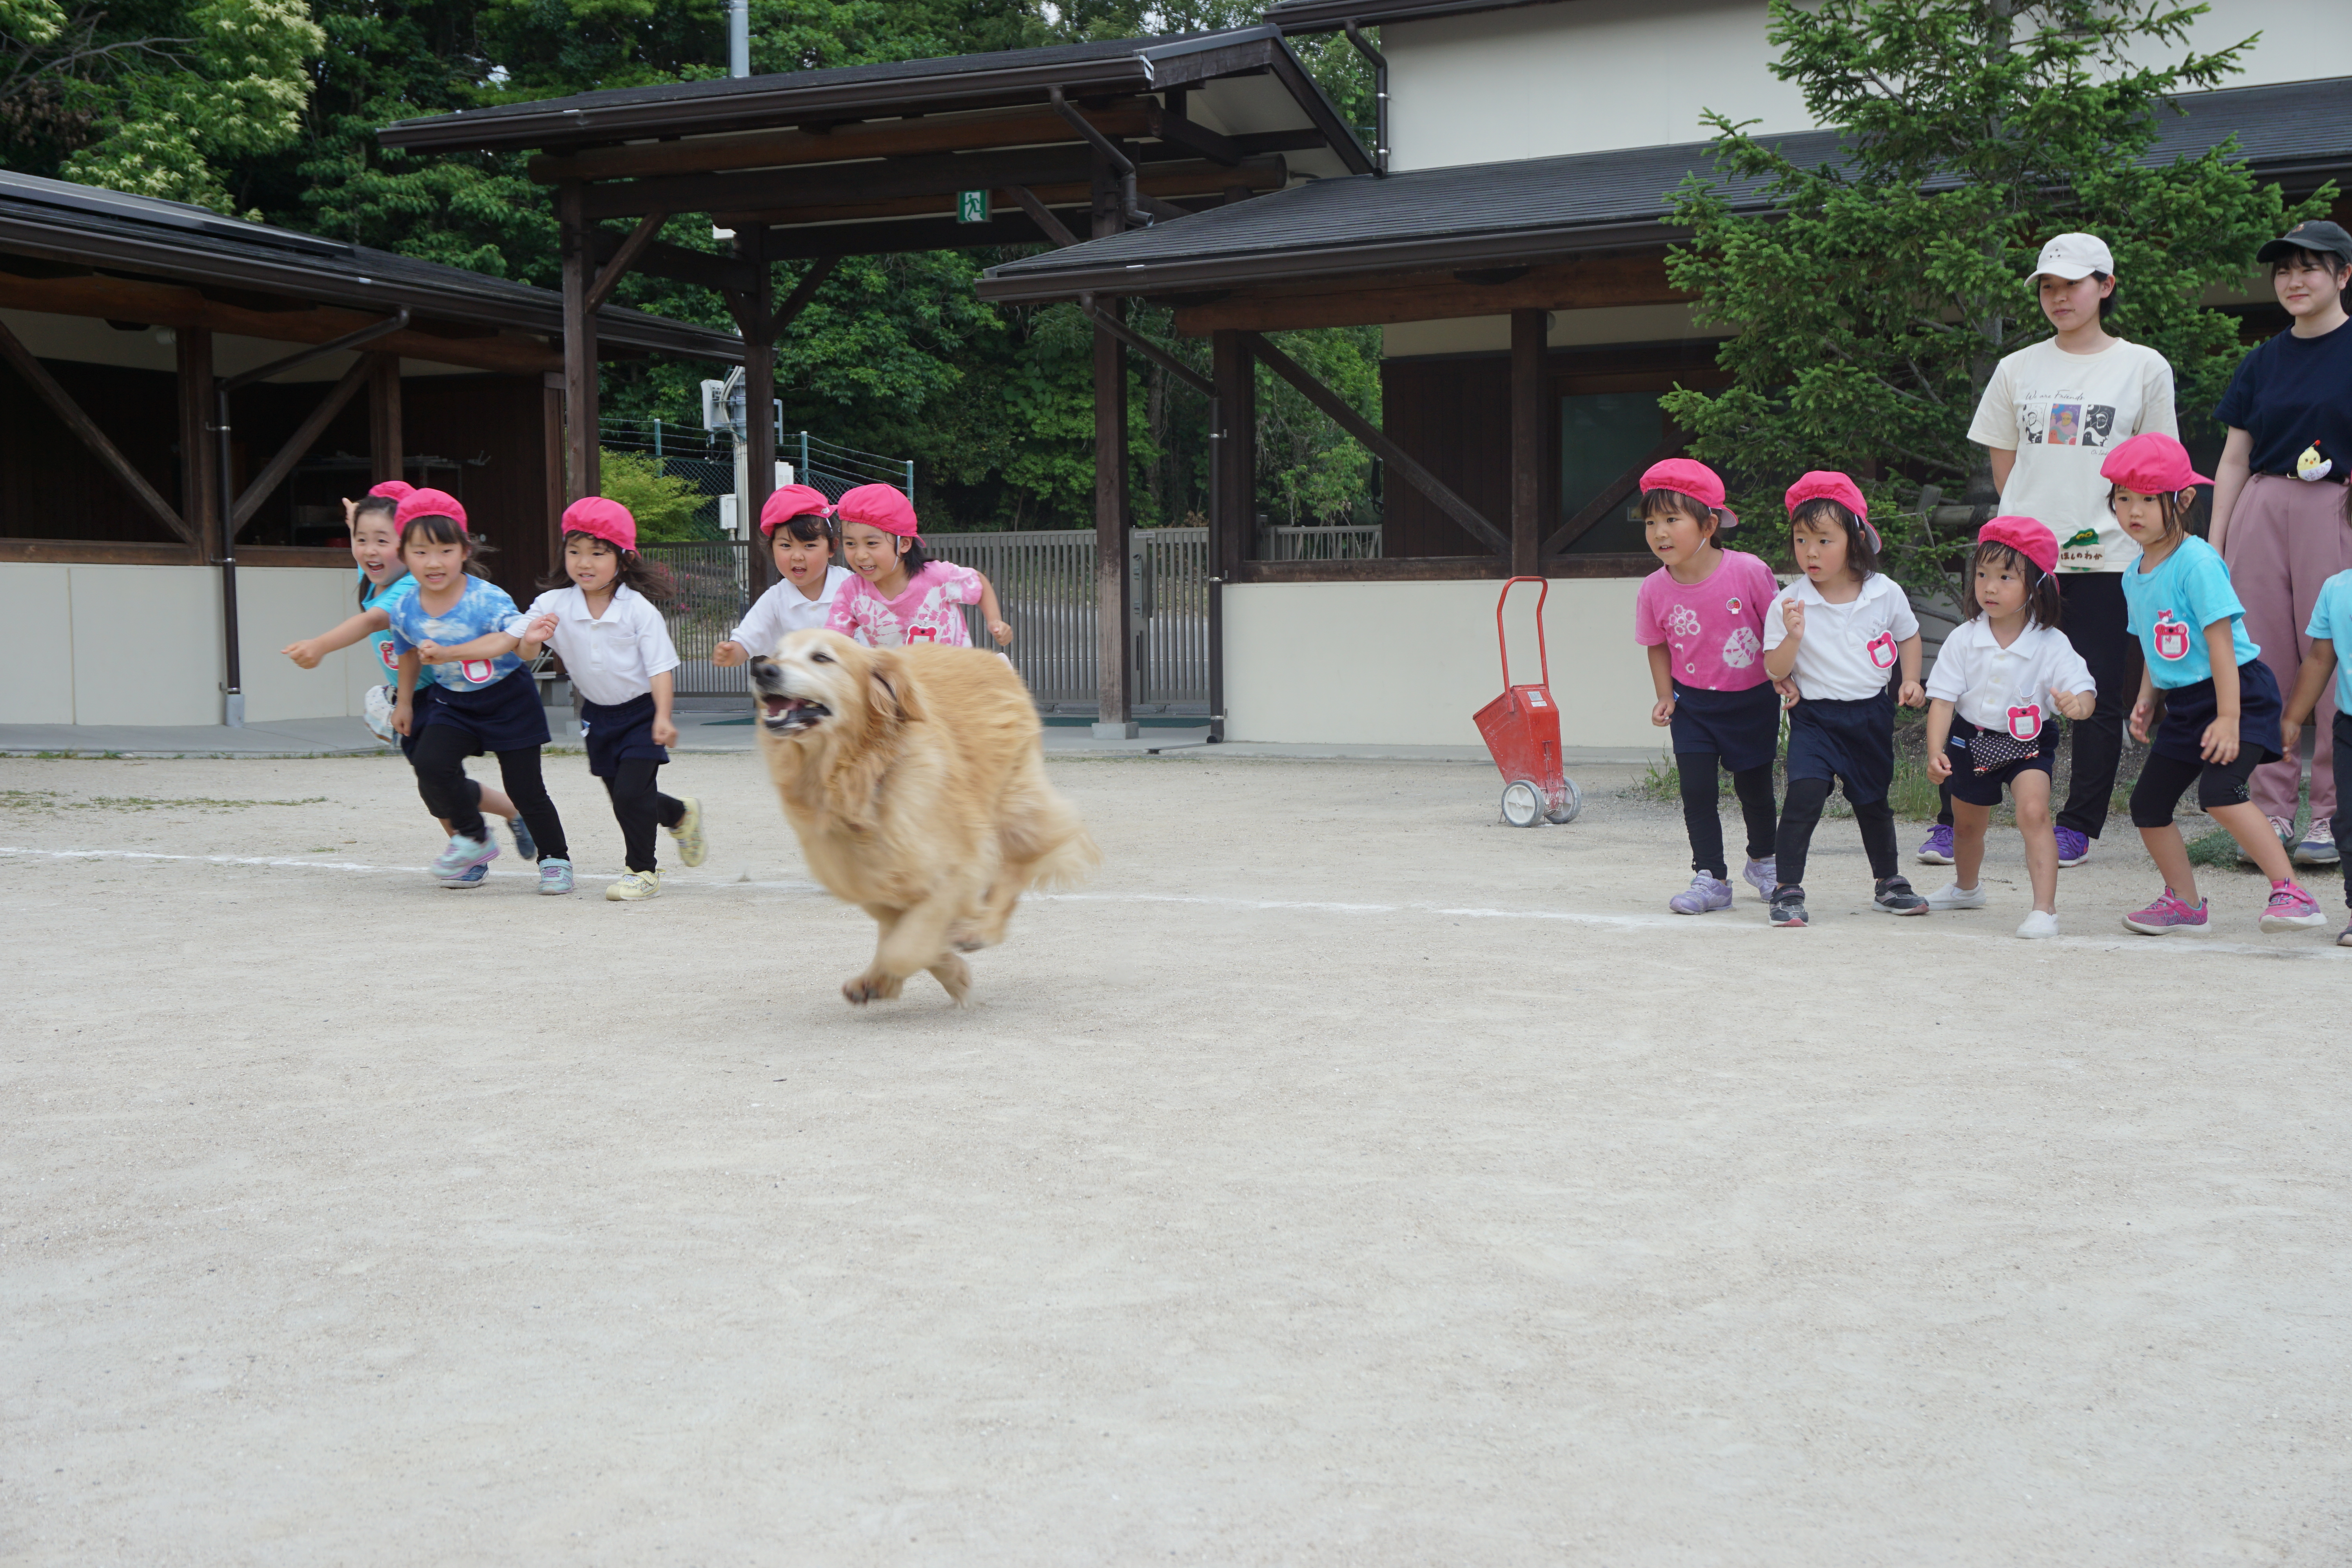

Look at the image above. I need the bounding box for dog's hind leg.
[845,888,977,1006]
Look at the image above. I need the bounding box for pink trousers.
[2224,474,2352,827]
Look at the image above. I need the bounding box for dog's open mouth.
[760,695,830,734]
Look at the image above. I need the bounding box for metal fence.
[1254,523,1383,561]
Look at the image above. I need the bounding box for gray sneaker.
[537,857,575,896]
[1924,881,1987,911]
[1668,873,1734,915]
[1874,875,1930,915]
[1769,885,1808,927]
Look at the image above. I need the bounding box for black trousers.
[411,726,568,861]
[1938,573,2141,837]
[1777,775,1898,889]
[1677,751,1777,878]
[605,757,685,873]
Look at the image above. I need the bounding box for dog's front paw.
[842,970,905,1005]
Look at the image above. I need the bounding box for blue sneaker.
[1916,824,1955,865]
[441,863,488,889]
[508,815,537,862]
[1668,873,1733,914]
[2054,826,2090,867]
[537,857,574,896]
[433,833,497,884]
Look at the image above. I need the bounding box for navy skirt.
[421,667,550,753]
[396,683,462,761]
[580,692,668,779]
[2152,659,2283,768]
[1785,688,1896,806]
[1670,682,1782,773]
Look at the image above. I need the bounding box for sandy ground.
[2,745,2348,1566]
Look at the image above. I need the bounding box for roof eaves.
[1265,0,1561,34]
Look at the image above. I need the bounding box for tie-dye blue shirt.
[383,575,526,693]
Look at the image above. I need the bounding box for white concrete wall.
[1223,577,1658,751]
[1383,0,2349,172]
[0,562,371,726]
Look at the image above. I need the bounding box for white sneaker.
[1924,882,1988,911]
[2016,909,2060,940]
[605,869,661,902]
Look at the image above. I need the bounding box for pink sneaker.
[2123,887,2207,935]
[2259,880,2328,933]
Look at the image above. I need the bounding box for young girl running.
[711,485,854,666]
[277,482,534,879]
[1761,472,1929,927]
[381,489,574,894]
[1920,518,2098,938]
[825,483,1013,649]
[513,497,706,903]
[1632,457,1782,913]
[2102,434,2329,935]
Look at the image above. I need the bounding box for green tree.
[597,447,709,540]
[1659,0,2334,592]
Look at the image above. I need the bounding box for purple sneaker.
[2053,827,2089,867]
[2259,880,2328,933]
[2123,887,2207,936]
[1668,873,1735,915]
[1916,824,1955,865]
[1741,856,1777,901]
[432,833,497,884]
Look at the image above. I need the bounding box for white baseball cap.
[2028,232,2114,282]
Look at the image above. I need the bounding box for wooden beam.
[0,271,563,374]
[1009,185,1078,248]
[0,312,196,548]
[753,205,1222,260]
[589,234,760,297]
[367,351,402,487]
[1543,429,1688,556]
[1083,302,1211,397]
[709,156,1283,229]
[585,211,667,314]
[1510,307,1543,577]
[769,254,838,338]
[558,182,599,502]
[527,103,1151,185]
[1144,101,1244,165]
[1171,253,1685,335]
[1230,557,1515,584]
[230,355,372,533]
[1211,328,1253,580]
[1239,329,1510,557]
[0,539,203,566]
[176,326,218,557]
[542,371,566,572]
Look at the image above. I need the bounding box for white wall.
[0,562,371,726]
[1223,576,1658,750]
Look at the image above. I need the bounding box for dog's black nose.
[749,656,778,683]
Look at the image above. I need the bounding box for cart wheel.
[1500,780,1545,828]
[1544,777,1583,826]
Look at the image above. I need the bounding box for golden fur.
[750,629,1098,1005]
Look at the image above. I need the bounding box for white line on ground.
[4,843,2343,962]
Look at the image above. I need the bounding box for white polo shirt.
[729,566,853,658]
[1925,617,2095,740]
[511,583,680,707]
[1762,573,1921,701]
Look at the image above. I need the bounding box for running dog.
[750,630,1098,1005]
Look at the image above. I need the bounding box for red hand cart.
[1472,575,1583,828]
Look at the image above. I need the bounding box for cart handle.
[1497,575,1549,691]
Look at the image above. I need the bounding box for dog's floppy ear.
[866,651,924,731]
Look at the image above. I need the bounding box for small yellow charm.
[2296,441,2333,482]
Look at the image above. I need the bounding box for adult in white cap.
[1918,232,2178,872]
[2208,219,2352,868]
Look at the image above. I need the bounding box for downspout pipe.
[1342,20,1388,176]
[726,0,750,77]
[1049,85,1153,227]
[213,309,410,727]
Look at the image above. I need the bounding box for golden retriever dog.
[750,629,1097,1005]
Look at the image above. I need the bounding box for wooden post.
[1210,328,1254,744]
[367,352,403,488]
[558,181,599,501]
[740,228,779,599]
[542,370,566,566]
[1510,307,1544,576]
[1091,150,1135,738]
[175,326,216,559]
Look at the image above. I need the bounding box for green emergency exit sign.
[956,190,989,224]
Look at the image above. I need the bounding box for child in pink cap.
[512,497,705,902]
[1630,457,1784,914]
[713,484,854,666]
[826,484,1011,649]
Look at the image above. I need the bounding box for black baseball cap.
[2257,220,2352,268]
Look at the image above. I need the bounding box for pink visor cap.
[1639,457,1739,530]
[759,484,836,536]
[1784,470,1881,552]
[835,483,919,540]
[563,495,637,554]
[394,488,467,532]
[1978,515,2058,577]
[2100,432,2213,496]
[367,480,415,501]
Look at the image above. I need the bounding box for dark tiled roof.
[0,170,745,361]
[978,76,2352,299]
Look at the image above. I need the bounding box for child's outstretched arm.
[1923,698,1956,783]
[282,608,391,669]
[2280,638,2337,756]
[416,630,522,664]
[1895,634,1925,709]
[975,571,1011,646]
[1646,644,1674,726]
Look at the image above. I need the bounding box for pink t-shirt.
[826,560,985,648]
[1633,548,1778,692]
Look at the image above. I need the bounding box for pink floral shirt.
[826,561,985,648]
[1633,548,1778,692]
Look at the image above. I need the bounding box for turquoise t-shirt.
[357,570,437,688]
[2121,535,2261,690]
[383,575,526,693]
[2306,568,2352,715]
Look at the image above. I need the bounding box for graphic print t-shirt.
[383,575,527,693]
[1968,337,2178,573]
[2121,535,2260,690]
[359,570,437,688]
[826,561,984,648]
[1633,549,1779,692]
[2213,316,2352,482]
